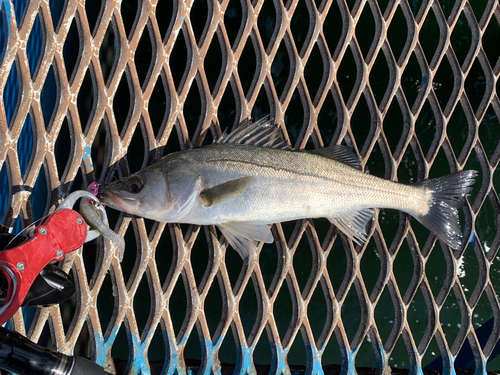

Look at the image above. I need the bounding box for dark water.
[1,0,498,371]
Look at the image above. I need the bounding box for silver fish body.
[150,144,427,223]
[101,119,477,258]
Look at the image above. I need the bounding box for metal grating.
[1,0,500,374]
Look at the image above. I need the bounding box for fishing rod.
[0,326,112,375]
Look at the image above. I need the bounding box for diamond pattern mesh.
[1,0,500,373]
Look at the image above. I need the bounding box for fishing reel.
[0,209,87,324]
[0,229,75,309]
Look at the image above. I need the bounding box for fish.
[99,117,477,258]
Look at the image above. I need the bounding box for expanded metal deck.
[1,0,500,374]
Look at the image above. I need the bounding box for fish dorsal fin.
[199,176,254,207]
[328,208,374,245]
[309,145,362,170]
[218,221,274,259]
[218,116,290,149]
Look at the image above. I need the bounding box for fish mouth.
[96,187,109,203]
[98,187,137,207]
[97,187,119,207]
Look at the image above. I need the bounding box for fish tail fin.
[415,170,477,249]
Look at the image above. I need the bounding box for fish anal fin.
[217,221,273,259]
[309,145,362,170]
[199,176,254,207]
[328,209,374,244]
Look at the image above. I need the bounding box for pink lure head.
[87,182,101,196]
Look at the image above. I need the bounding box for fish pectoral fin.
[309,145,362,170]
[199,176,254,207]
[328,209,374,244]
[217,221,273,259]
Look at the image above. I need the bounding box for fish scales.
[177,144,429,223]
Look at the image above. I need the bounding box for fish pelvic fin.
[199,176,254,207]
[416,170,478,249]
[329,209,374,245]
[217,221,273,259]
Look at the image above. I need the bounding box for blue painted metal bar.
[234,344,256,375]
[270,345,290,375]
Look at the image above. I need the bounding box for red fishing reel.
[0,209,87,324]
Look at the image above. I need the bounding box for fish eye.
[125,177,143,193]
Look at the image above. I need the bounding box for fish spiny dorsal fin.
[308,145,362,170]
[217,116,291,150]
